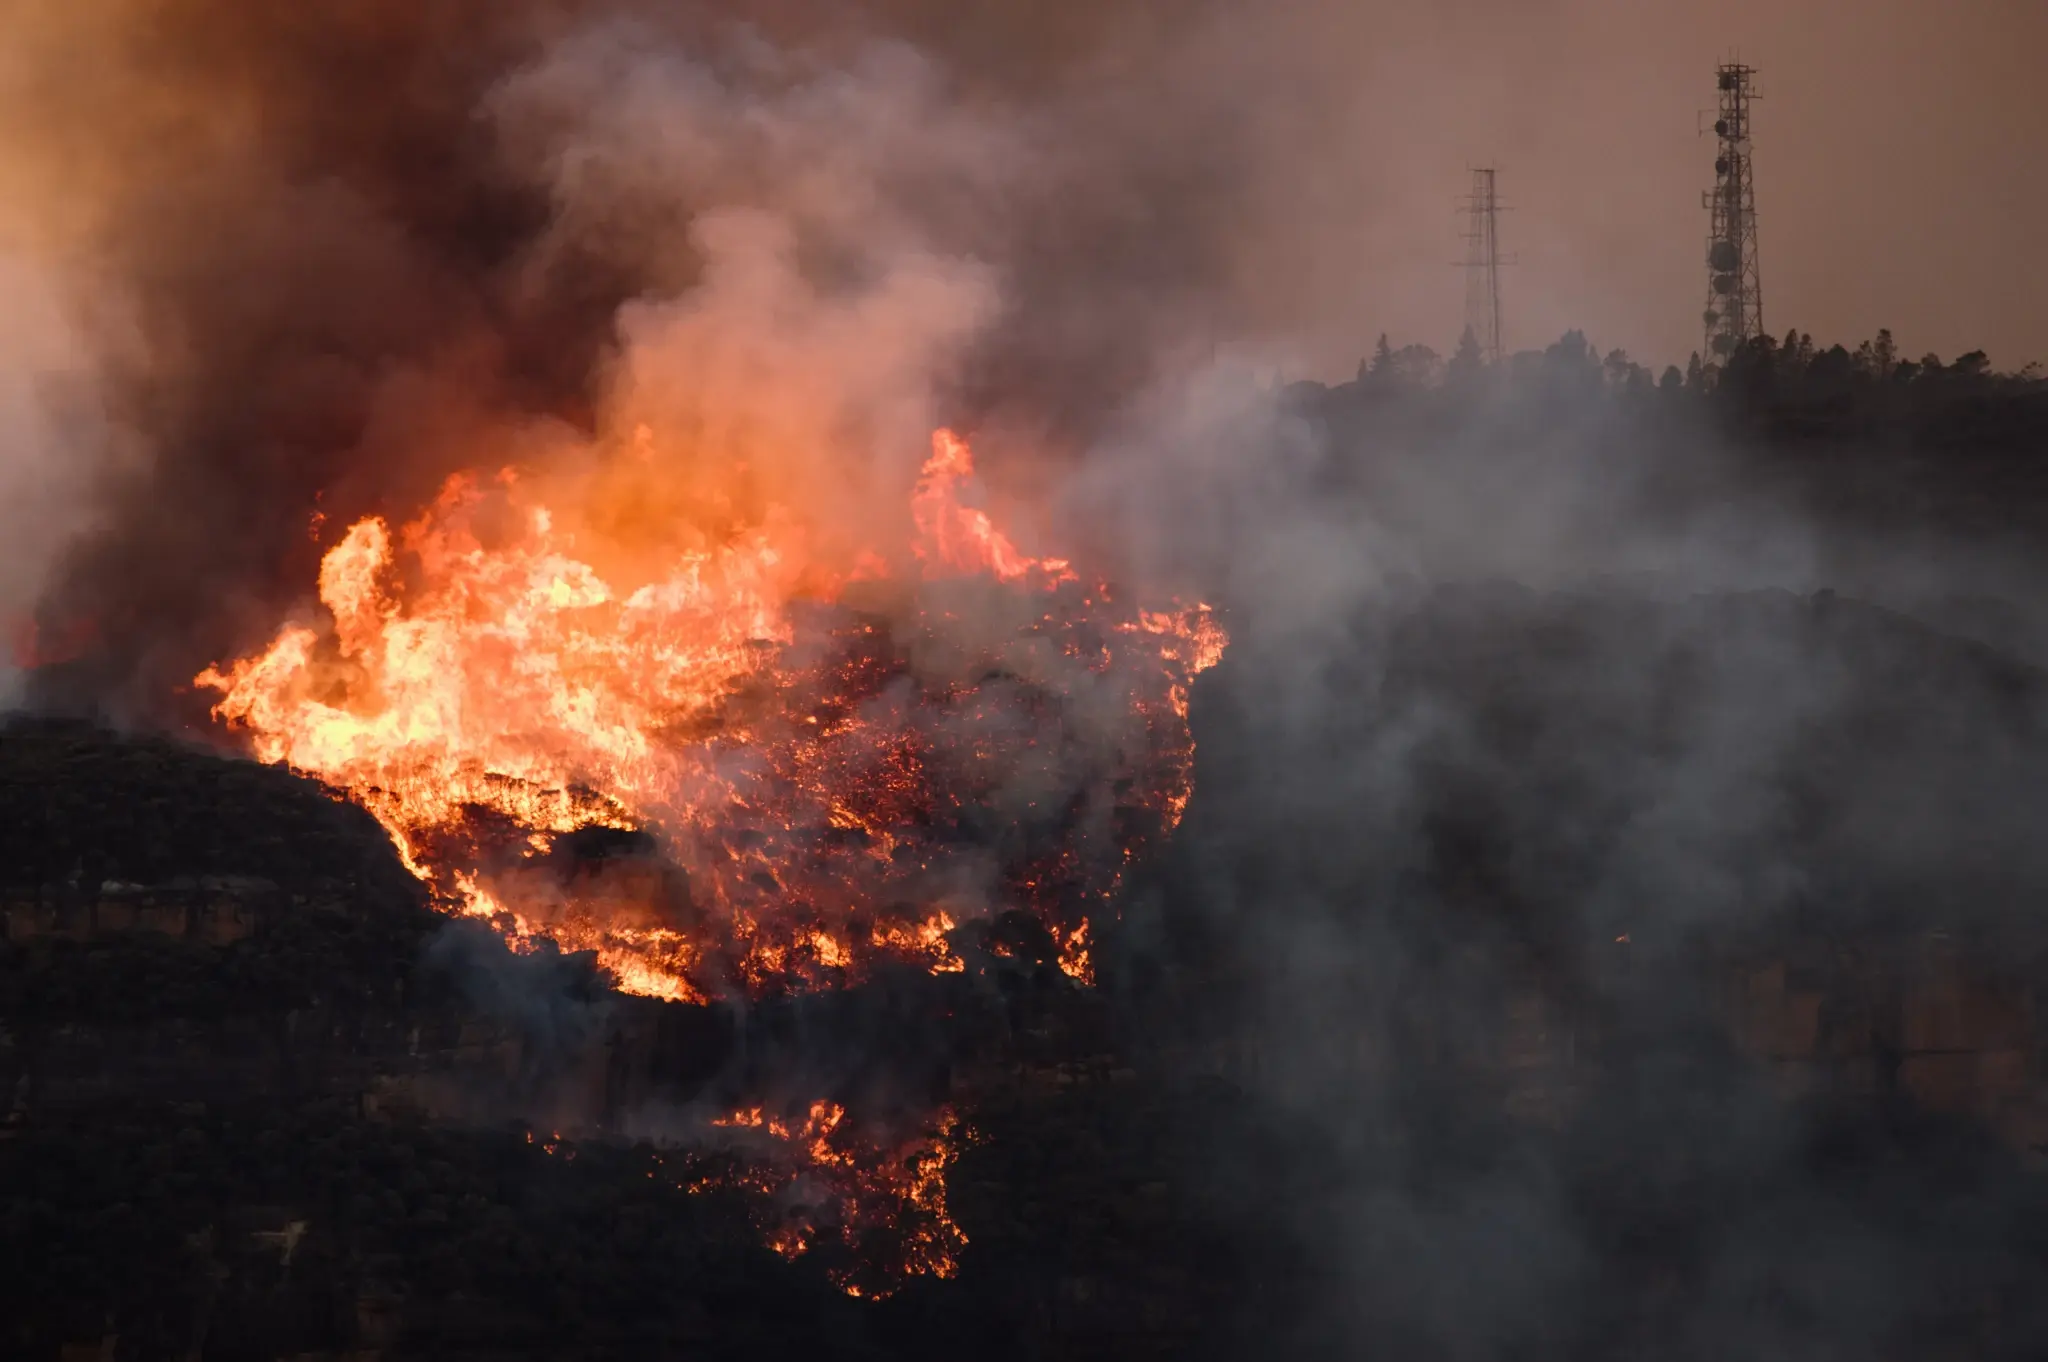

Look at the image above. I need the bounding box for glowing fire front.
[198,429,1223,1003]
[197,427,1222,1291]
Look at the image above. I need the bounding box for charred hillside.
[10,576,2048,1357]
[0,715,1265,1360]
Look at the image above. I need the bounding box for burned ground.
[8,575,2048,1357]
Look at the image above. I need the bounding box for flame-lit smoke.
[0,3,1279,719]
[0,251,102,698]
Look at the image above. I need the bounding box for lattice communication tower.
[1702,62,1763,363]
[1459,167,1509,363]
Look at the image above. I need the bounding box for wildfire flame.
[196,425,1223,1291]
[198,428,1222,1001]
[703,1101,967,1294]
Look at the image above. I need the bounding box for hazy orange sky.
[0,0,2039,705]
[1242,0,2048,376]
[1,0,2040,392]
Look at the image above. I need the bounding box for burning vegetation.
[194,424,1223,1289]
[699,1101,967,1297]
[196,427,1222,1000]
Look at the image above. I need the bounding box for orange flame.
[911,429,1074,586]
[702,1100,968,1293]
[198,428,1223,1003]
[1057,920,1094,985]
[195,426,1222,1292]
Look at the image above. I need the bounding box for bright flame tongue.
[198,427,1224,1002]
[196,427,1223,1292]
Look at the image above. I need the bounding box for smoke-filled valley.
[4,3,2048,1359]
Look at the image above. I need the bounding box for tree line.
[1351,324,2043,404]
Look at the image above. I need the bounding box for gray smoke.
[3,5,2043,1355]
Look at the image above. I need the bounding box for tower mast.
[1458,167,1509,363]
[1702,61,1764,366]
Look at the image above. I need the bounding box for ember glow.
[703,1102,968,1296]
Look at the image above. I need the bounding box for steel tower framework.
[1459,167,1508,363]
[1702,62,1764,363]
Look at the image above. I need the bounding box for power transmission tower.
[1457,168,1511,362]
[1702,61,1764,365]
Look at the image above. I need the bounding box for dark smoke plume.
[1,0,1280,719]
[10,5,2048,1357]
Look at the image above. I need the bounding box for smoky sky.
[0,0,2042,713]
[0,0,1250,713]
[6,2,2042,374]
[2,6,2044,1352]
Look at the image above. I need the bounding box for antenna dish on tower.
[1701,61,1764,369]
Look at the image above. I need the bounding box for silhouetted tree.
[1448,326,1485,387]
[1717,332,1780,412]
[1604,348,1653,394]
[1781,329,1815,373]
[1316,326,2047,526]
[1391,343,1443,388]
[1544,330,1594,371]
[1806,344,1857,397]
[1362,333,1396,385]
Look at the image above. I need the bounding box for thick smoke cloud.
[487,27,1009,562]
[4,1,2044,719]
[0,251,103,703]
[1067,343,2048,1355]
[3,2,589,715]
[5,4,2047,1356]
[0,0,1298,717]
